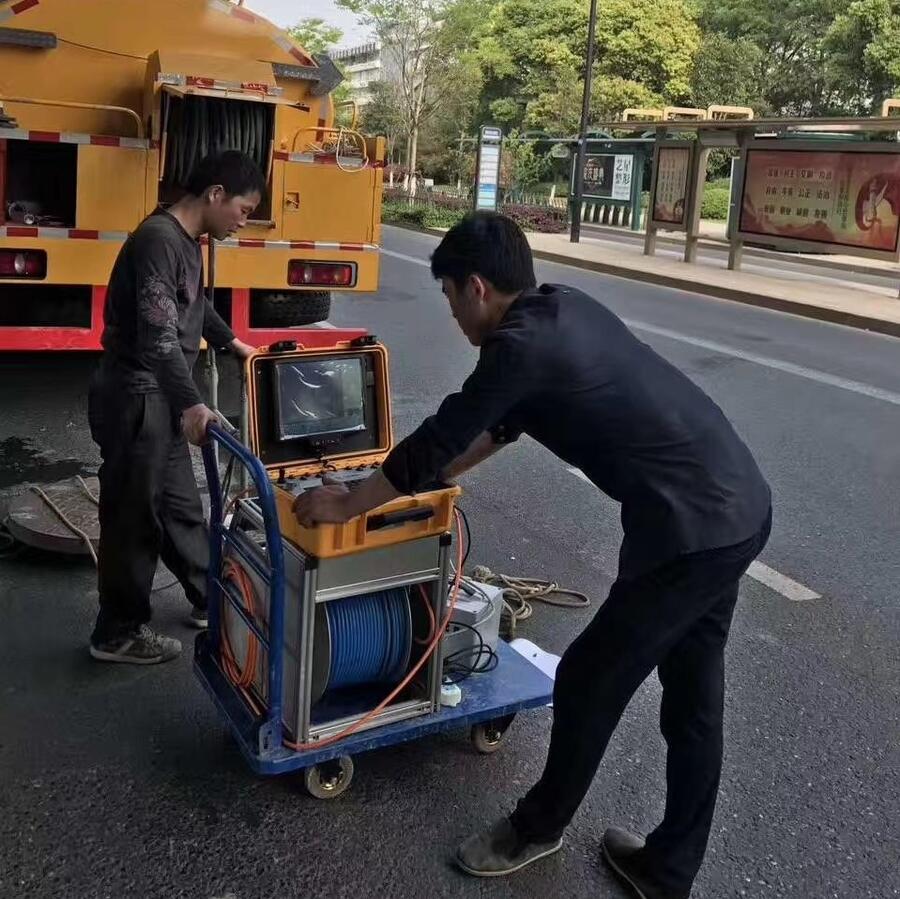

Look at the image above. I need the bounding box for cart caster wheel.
[304,756,354,799]
[471,714,516,754]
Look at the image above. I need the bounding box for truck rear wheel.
[254,291,331,327]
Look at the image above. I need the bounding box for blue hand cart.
[194,425,555,797]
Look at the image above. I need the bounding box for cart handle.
[202,423,286,753]
[367,506,434,531]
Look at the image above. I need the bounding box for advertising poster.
[652,146,692,226]
[739,147,900,257]
[583,154,634,201]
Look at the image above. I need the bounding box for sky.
[245,0,372,47]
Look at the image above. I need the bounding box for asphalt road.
[1,224,898,898]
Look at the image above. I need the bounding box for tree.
[339,0,486,194]
[501,132,550,201]
[288,17,344,56]
[824,0,900,113]
[475,0,700,134]
[697,0,838,115]
[360,80,405,168]
[690,33,764,111]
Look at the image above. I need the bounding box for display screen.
[274,357,367,441]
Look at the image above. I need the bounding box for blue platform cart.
[194,425,555,798]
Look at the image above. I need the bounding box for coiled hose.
[163,96,273,189]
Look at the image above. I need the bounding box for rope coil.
[469,565,591,638]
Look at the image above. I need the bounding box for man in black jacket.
[293,213,771,898]
[88,151,263,666]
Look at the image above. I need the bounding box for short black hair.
[430,212,536,293]
[185,150,267,199]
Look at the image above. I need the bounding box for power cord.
[443,620,498,684]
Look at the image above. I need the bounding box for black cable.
[443,620,498,683]
[457,505,472,569]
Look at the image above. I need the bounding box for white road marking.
[565,468,820,601]
[381,248,431,267]
[622,320,900,408]
[381,242,900,408]
[746,561,821,601]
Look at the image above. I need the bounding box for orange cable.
[218,510,467,752]
[283,510,465,751]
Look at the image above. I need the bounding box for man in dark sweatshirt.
[293,213,772,898]
[88,151,264,666]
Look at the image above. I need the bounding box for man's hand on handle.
[292,477,355,527]
[229,338,256,360]
[182,403,220,446]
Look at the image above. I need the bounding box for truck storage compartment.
[3,141,77,228]
[0,284,92,327]
[159,94,274,220]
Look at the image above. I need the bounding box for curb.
[580,222,900,280]
[528,248,900,339]
[382,221,900,339]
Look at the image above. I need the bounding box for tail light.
[0,249,47,279]
[288,261,355,288]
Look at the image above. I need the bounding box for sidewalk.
[584,218,900,275]
[525,230,900,338]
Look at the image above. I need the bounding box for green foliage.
[824,0,900,112]
[288,17,343,56]
[700,186,732,220]
[475,0,700,132]
[336,0,900,188]
[690,33,764,110]
[502,132,550,199]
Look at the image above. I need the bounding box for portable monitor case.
[245,341,460,558]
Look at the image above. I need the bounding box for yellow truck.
[0,0,383,351]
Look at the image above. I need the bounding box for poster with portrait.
[583,154,634,201]
[651,145,693,228]
[738,144,900,260]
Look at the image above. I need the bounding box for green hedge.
[381,199,567,232]
[701,187,731,221]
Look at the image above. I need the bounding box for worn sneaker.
[456,817,563,877]
[601,827,691,899]
[90,624,182,665]
[187,605,208,630]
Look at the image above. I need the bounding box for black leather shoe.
[601,827,690,899]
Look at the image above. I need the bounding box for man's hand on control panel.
[292,470,401,527]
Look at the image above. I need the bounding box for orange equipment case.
[245,338,460,558]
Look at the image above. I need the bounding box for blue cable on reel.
[326,587,412,691]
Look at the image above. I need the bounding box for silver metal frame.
[229,498,449,744]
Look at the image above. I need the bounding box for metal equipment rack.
[194,425,555,797]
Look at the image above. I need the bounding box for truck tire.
[255,291,331,327]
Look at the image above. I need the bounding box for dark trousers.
[88,378,209,642]
[511,512,771,894]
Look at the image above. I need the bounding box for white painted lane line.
[746,561,821,601]
[381,241,900,407]
[382,248,430,267]
[564,468,820,601]
[623,320,900,408]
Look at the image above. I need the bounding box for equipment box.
[245,340,461,557]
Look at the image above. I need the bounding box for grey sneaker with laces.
[456,817,563,877]
[90,624,182,665]
[187,605,208,629]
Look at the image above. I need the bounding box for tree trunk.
[407,126,419,198]
[402,138,411,191]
